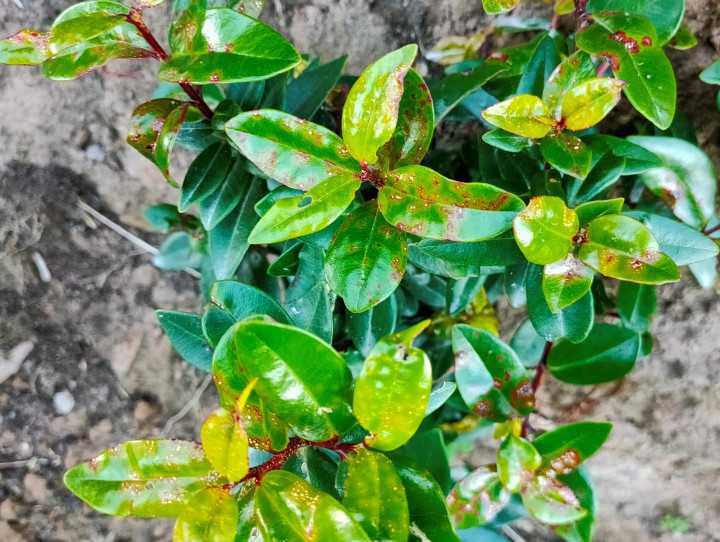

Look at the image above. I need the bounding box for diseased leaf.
[255,471,371,542]
[576,12,676,129]
[482,0,520,14]
[325,200,408,313]
[586,0,684,45]
[482,95,555,139]
[668,23,697,51]
[497,434,542,493]
[521,475,587,525]
[554,466,597,542]
[447,465,511,528]
[48,2,129,55]
[542,255,594,313]
[342,44,418,164]
[173,487,238,542]
[543,51,597,118]
[533,422,612,474]
[342,449,409,542]
[0,30,49,65]
[547,323,641,385]
[560,78,625,131]
[127,99,193,186]
[226,109,360,190]
[577,215,680,284]
[379,165,525,242]
[353,321,432,451]
[540,134,592,180]
[64,440,223,517]
[513,196,579,265]
[212,319,354,441]
[160,8,300,84]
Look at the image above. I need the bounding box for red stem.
[521,341,552,438]
[703,224,720,236]
[126,7,215,120]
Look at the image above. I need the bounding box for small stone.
[85,143,106,162]
[0,499,17,520]
[53,390,75,415]
[23,473,47,502]
[133,400,157,422]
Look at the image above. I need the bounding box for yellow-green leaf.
[561,78,625,131]
[513,196,579,265]
[482,95,555,139]
[173,487,238,542]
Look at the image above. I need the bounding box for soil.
[0,1,719,541]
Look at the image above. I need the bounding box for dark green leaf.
[285,55,347,120]
[210,279,292,325]
[179,142,233,212]
[156,310,213,371]
[432,64,508,124]
[482,129,533,153]
[516,34,562,98]
[347,295,398,357]
[282,447,340,500]
[199,156,250,230]
[540,134,592,180]
[617,282,656,333]
[416,235,525,267]
[574,199,624,225]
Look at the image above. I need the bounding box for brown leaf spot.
[599,52,620,72]
[609,31,639,53]
[641,36,653,47]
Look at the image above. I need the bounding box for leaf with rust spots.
[342,44,418,165]
[497,434,542,493]
[127,98,194,186]
[378,165,525,242]
[543,51,597,119]
[256,471,372,542]
[47,1,130,56]
[540,134,592,180]
[482,0,520,14]
[560,78,625,131]
[577,214,680,283]
[376,68,434,171]
[0,29,49,65]
[533,422,612,474]
[173,487,238,542]
[576,12,676,129]
[63,440,224,517]
[513,196,579,265]
[586,0,684,45]
[325,200,408,313]
[447,465,511,529]
[249,174,360,244]
[547,323,641,385]
[521,475,587,525]
[553,466,597,542]
[542,254,594,313]
[482,94,555,139]
[160,8,300,84]
[226,109,360,191]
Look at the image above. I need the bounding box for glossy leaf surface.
[210,280,291,325]
[447,465,510,529]
[379,165,525,242]
[543,51,597,118]
[540,134,592,180]
[577,215,680,284]
[498,435,542,493]
[342,45,418,165]
[513,196,579,265]
[347,295,398,357]
[542,255,594,313]
[586,0,684,44]
[353,322,432,451]
[249,174,360,244]
[179,142,233,212]
[156,310,213,372]
[560,78,625,131]
[0,30,49,65]
[255,471,371,542]
[554,466,596,542]
[226,110,360,190]
[160,8,300,84]
[521,475,587,525]
[432,64,507,123]
[482,0,519,14]
[533,422,612,474]
[343,449,409,541]
[547,323,640,385]
[482,95,554,139]
[173,487,238,542]
[213,320,354,441]
[325,200,408,313]
[64,440,222,517]
[574,199,624,226]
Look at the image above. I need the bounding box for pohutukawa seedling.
[2,0,718,540]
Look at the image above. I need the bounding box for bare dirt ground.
[0,1,719,541]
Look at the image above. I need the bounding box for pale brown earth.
[0,1,719,540]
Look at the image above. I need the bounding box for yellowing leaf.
[561,78,625,131]
[482,95,555,139]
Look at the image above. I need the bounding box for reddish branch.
[703,223,720,236]
[521,341,552,438]
[126,7,215,120]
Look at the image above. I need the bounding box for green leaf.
[425,381,457,415]
[554,466,596,542]
[342,44,418,165]
[527,264,595,343]
[520,475,587,525]
[342,449,409,541]
[516,33,563,98]
[542,255,594,313]
[226,109,360,190]
[179,142,233,212]
[627,136,717,229]
[498,435,542,493]
[543,51,597,119]
[388,454,460,542]
[210,280,292,325]
[700,59,720,85]
[347,295,398,357]
[547,323,641,385]
[0,30,49,65]
[577,215,680,284]
[325,200,408,313]
[540,134,592,180]
[379,165,525,242]
[416,235,525,267]
[452,325,535,418]
[285,55,348,119]
[156,310,213,371]
[285,244,336,343]
[560,78,625,131]
[48,1,129,55]
[153,231,203,270]
[212,319,354,441]
[377,68,434,170]
[482,95,555,139]
[199,156,250,230]
[267,242,302,277]
[513,196,579,265]
[482,129,533,153]
[282,446,340,500]
[510,318,546,367]
[574,199,624,225]
[617,282,656,333]
[249,174,360,244]
[447,465,511,528]
[160,8,300,84]
[576,12,676,129]
[668,23,697,51]
[482,0,520,14]
[353,321,432,451]
[209,178,266,279]
[432,64,508,123]
[127,99,192,186]
[174,487,238,542]
[533,422,612,474]
[400,429,452,495]
[586,0,684,45]
[624,211,719,266]
[64,440,223,517]
[255,471,371,542]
